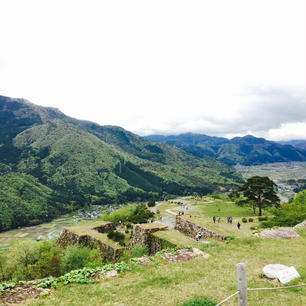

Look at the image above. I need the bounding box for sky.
[0,0,305,141]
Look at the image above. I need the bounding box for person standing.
[237,222,241,229]
[213,216,216,223]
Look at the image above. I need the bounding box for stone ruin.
[174,215,228,240]
[128,222,175,254]
[57,221,124,262]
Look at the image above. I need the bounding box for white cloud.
[0,0,305,140]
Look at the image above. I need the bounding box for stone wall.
[93,222,116,233]
[150,232,177,254]
[174,215,228,241]
[128,223,170,254]
[57,229,124,262]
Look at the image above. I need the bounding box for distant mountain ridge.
[277,139,306,151]
[0,95,242,231]
[146,133,306,166]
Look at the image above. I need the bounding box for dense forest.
[0,96,243,231]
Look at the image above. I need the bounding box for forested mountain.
[0,96,242,231]
[146,133,306,166]
[277,139,306,151]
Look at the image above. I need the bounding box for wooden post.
[237,263,248,306]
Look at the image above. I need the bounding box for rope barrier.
[214,284,306,306]
[247,284,306,291]
[215,291,239,306]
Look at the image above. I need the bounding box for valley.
[0,96,305,306]
[235,161,306,201]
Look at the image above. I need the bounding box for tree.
[238,176,280,216]
[147,198,156,207]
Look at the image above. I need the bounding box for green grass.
[0,213,77,249]
[156,198,263,238]
[153,230,193,246]
[182,214,259,238]
[29,230,306,306]
[67,221,123,250]
[197,199,262,218]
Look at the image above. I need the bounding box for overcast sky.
[0,0,305,141]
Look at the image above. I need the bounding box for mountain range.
[146,133,306,166]
[276,139,306,151]
[0,96,242,231]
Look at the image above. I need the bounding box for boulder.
[254,227,299,239]
[161,248,210,263]
[263,264,288,279]
[294,220,306,229]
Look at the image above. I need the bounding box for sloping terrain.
[146,133,306,165]
[0,96,242,230]
[277,139,306,151]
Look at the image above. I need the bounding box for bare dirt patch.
[0,284,50,305]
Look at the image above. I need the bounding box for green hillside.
[0,96,242,230]
[0,172,53,231]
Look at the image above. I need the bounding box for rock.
[294,220,306,229]
[263,264,288,279]
[104,270,118,278]
[254,227,299,239]
[161,248,210,263]
[134,257,153,266]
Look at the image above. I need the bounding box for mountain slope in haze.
[146,133,306,166]
[0,96,242,230]
[277,139,306,151]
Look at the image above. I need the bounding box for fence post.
[237,263,248,306]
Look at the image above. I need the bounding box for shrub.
[60,245,91,274]
[242,217,248,223]
[182,297,217,306]
[248,218,254,222]
[119,240,126,247]
[107,230,125,242]
[147,198,156,207]
[0,240,64,282]
[0,239,40,281]
[130,245,148,258]
[260,190,306,228]
[87,249,103,268]
[103,206,136,223]
[127,204,154,224]
[258,216,268,221]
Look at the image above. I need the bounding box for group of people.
[212,216,241,229]
[226,216,233,223]
[178,211,185,216]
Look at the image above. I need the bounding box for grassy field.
[0,213,77,250]
[152,229,217,247]
[161,197,264,238]
[182,198,262,238]
[25,197,306,306]
[196,199,260,218]
[28,230,306,306]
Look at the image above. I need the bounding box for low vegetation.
[261,190,306,228]
[24,230,305,306]
[102,204,154,224]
